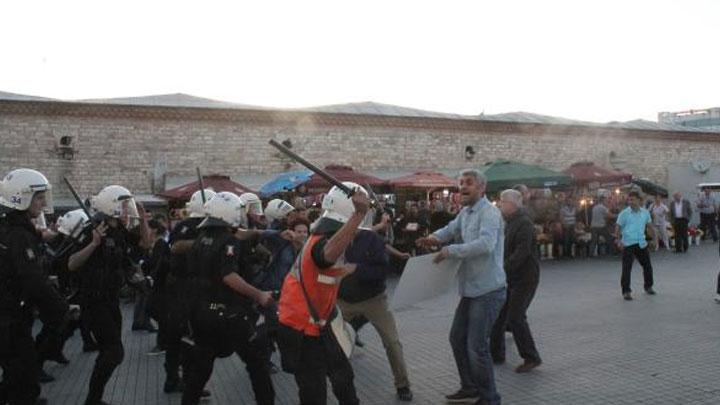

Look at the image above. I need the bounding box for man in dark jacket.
[337,225,413,401]
[490,189,542,373]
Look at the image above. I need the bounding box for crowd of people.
[2,166,720,405]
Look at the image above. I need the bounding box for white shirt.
[674,200,684,219]
[650,203,669,225]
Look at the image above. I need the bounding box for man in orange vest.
[276,182,371,405]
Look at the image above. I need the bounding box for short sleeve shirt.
[616,207,652,248]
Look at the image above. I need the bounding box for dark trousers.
[621,244,654,293]
[674,219,689,252]
[490,282,541,364]
[562,226,575,258]
[158,291,190,385]
[84,300,124,405]
[699,213,718,241]
[0,314,41,404]
[590,227,615,256]
[182,304,274,405]
[277,325,359,405]
[132,281,153,329]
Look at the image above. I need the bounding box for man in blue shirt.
[615,191,657,301]
[417,169,506,405]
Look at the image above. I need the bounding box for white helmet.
[186,189,216,218]
[321,182,368,224]
[91,185,139,219]
[204,191,248,229]
[265,199,295,222]
[239,193,263,216]
[57,209,90,237]
[0,168,54,214]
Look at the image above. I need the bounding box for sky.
[1,0,719,123]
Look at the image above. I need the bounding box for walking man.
[417,169,506,405]
[491,189,542,373]
[615,191,657,301]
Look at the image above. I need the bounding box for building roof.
[77,93,266,110]
[0,90,56,102]
[2,90,719,134]
[300,101,470,120]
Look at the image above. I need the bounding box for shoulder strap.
[295,242,322,324]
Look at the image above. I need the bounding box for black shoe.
[645,288,657,295]
[492,355,505,365]
[39,369,55,384]
[355,337,365,348]
[397,387,413,401]
[49,352,70,365]
[445,390,479,403]
[201,389,211,398]
[35,398,48,405]
[163,379,184,393]
[623,292,633,301]
[83,343,100,353]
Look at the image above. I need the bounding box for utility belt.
[193,299,255,358]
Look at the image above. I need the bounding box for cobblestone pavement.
[35,243,720,404]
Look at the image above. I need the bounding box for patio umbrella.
[481,160,572,193]
[564,161,632,187]
[259,170,313,198]
[158,174,255,202]
[305,164,386,193]
[388,171,458,189]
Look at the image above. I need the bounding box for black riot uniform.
[161,216,204,392]
[73,220,142,405]
[45,232,98,352]
[181,222,274,405]
[0,208,61,404]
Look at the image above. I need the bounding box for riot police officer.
[68,185,151,405]
[161,188,215,394]
[0,168,59,405]
[181,191,275,405]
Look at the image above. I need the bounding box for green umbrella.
[631,179,669,197]
[480,160,573,193]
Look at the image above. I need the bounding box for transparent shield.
[119,197,140,228]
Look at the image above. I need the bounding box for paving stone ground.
[36,242,720,404]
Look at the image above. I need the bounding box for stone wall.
[1,100,719,199]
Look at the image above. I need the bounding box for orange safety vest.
[278,234,345,337]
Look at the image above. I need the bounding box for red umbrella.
[563,161,632,187]
[305,165,386,193]
[158,174,255,201]
[388,171,458,189]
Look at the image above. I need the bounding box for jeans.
[449,288,506,405]
[621,244,654,294]
[490,282,541,364]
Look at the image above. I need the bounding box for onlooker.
[697,188,718,242]
[615,191,657,300]
[590,197,614,256]
[491,189,542,373]
[559,194,577,258]
[649,195,671,251]
[669,192,692,253]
